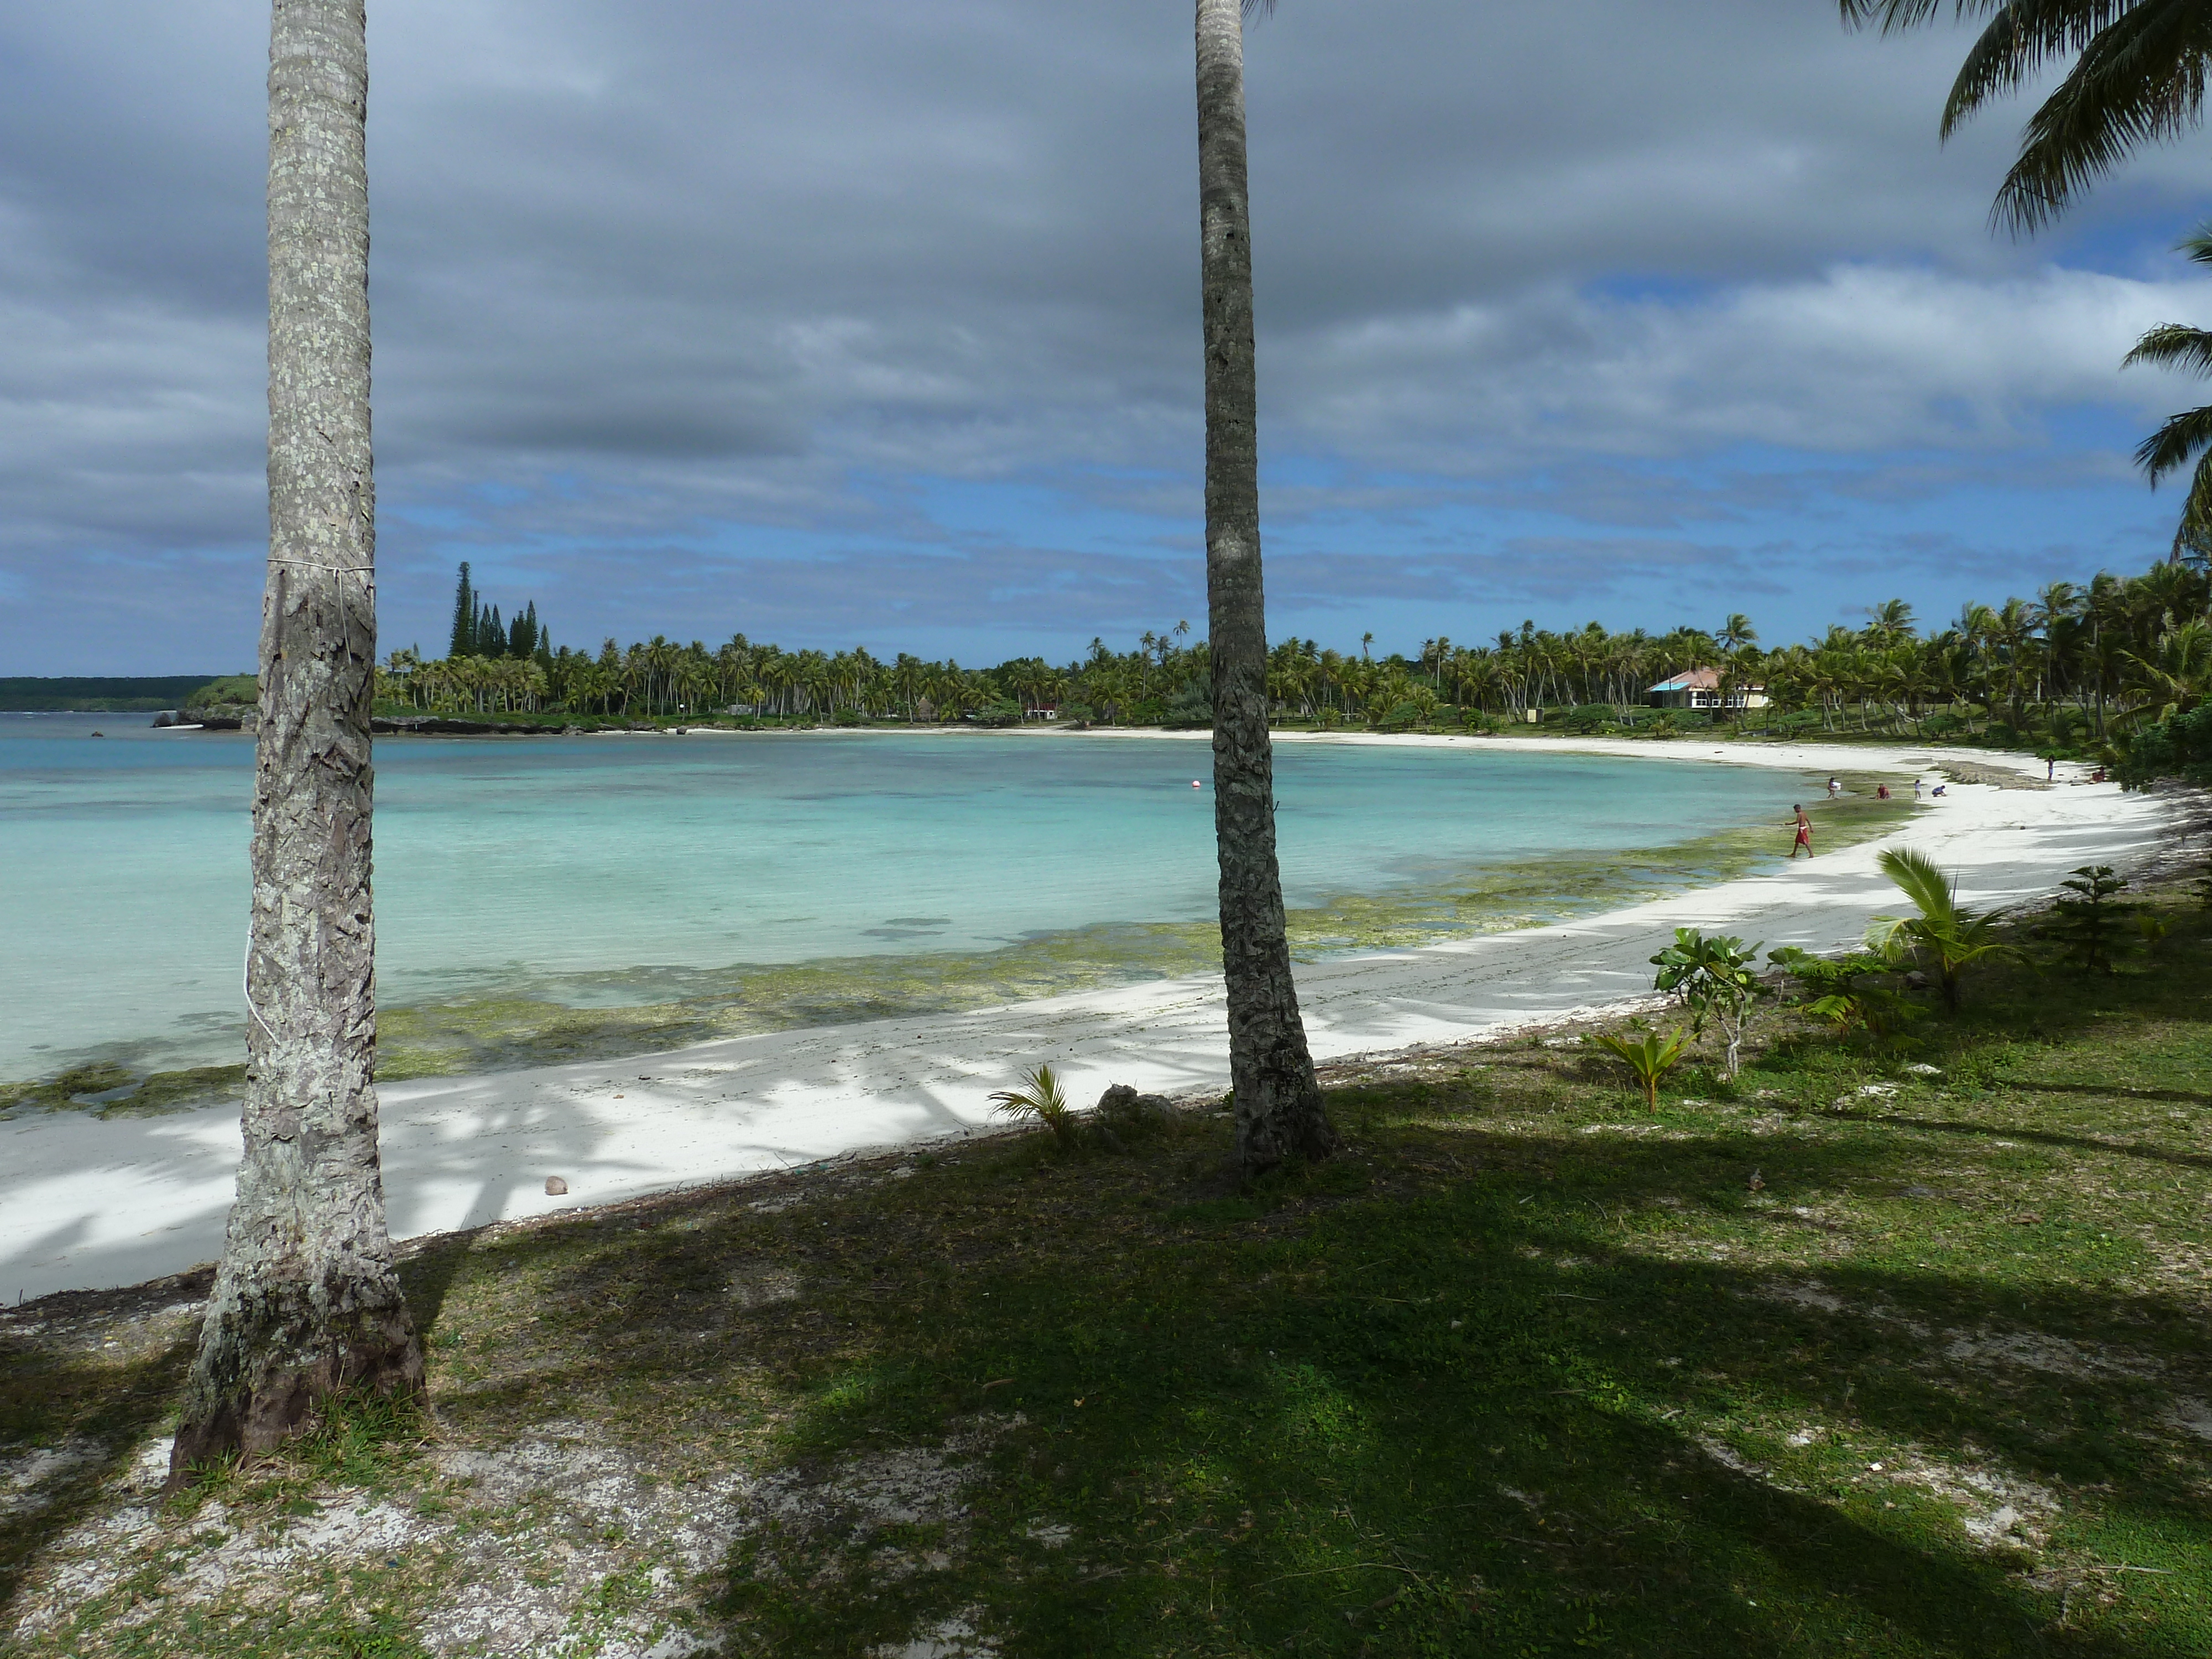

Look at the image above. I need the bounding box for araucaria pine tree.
[448,561,475,659]
[2052,865,2132,974]
[171,0,422,1483]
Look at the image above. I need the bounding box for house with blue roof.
[1646,667,1767,711]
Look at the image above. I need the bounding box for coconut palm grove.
[369,555,2212,784]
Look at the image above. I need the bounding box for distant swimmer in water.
[1192,780,1202,789]
[1790,804,1814,859]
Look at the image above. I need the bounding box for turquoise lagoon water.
[0,714,1812,1078]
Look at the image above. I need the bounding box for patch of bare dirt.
[1884,1446,2061,1553]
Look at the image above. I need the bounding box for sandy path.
[1,740,2179,1303]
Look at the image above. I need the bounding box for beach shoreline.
[0,738,2180,1304]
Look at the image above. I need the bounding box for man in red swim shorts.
[1790,804,1813,859]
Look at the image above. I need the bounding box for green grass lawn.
[3,885,2207,1657]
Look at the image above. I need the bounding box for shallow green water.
[0,716,1882,1088]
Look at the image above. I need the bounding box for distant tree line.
[0,676,222,713]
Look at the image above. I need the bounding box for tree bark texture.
[1194,0,1335,1172]
[170,0,422,1484]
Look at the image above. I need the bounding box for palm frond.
[2180,220,2212,264]
[1583,1026,1689,1110]
[2172,447,2212,558]
[2132,400,2212,483]
[2122,321,2212,377]
[1945,0,2147,123]
[1878,846,1957,924]
[1863,915,1913,961]
[1840,0,2006,35]
[988,1063,1073,1143]
[1988,0,2212,231]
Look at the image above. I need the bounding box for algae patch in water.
[0,1061,247,1121]
[374,778,1911,1080]
[375,919,1221,1079]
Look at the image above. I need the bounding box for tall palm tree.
[2124,611,2212,718]
[171,0,422,1483]
[1864,599,1915,643]
[1193,0,1333,1170]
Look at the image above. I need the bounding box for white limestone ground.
[0,738,2180,1305]
[5,1408,1022,1658]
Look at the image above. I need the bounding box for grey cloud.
[1,0,2202,669]
[397,537,1206,656]
[1267,539,1789,611]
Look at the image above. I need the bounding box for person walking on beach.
[1791,804,1814,859]
[1826,775,1841,798]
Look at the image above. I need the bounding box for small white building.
[1646,667,1767,711]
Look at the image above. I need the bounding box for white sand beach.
[1,737,2182,1304]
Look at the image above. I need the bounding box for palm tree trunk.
[1194,0,1333,1171]
[170,0,421,1484]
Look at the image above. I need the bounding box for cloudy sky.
[4,0,2210,674]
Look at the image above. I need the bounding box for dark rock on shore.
[160,707,691,738]
[1095,1084,1176,1128]
[168,704,255,732]
[371,714,572,736]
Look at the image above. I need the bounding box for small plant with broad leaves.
[1866,847,2027,1014]
[1583,1022,1691,1112]
[1767,946,1919,1036]
[988,1063,1079,1151]
[1650,928,1769,1079]
[2049,864,2132,973]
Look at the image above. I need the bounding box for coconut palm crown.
[1843,1,2212,558]
[2125,225,2212,559]
[1841,0,2212,233]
